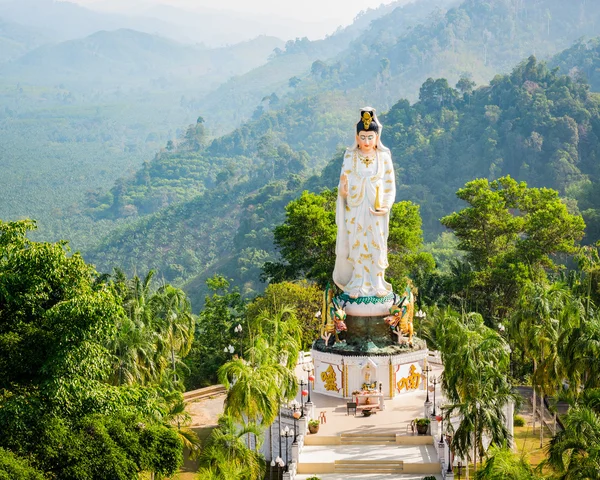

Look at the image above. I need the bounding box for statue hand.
[340,174,349,198]
[369,206,388,216]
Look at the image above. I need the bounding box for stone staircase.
[334,459,404,474]
[339,433,396,445]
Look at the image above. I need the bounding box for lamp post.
[270,459,275,480]
[234,323,243,358]
[274,456,284,480]
[291,401,300,444]
[415,309,426,338]
[446,442,454,474]
[223,344,234,356]
[303,362,314,403]
[439,406,445,443]
[299,380,307,417]
[280,426,294,472]
[431,376,438,416]
[423,363,432,403]
[456,460,464,480]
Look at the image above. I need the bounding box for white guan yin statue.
[333,107,396,300]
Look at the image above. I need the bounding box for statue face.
[356,130,378,153]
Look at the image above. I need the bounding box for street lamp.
[299,380,308,417]
[455,460,464,480]
[430,376,438,417]
[223,344,234,355]
[423,363,432,403]
[439,405,445,443]
[274,456,284,480]
[302,362,314,403]
[446,441,454,474]
[415,309,426,337]
[291,400,301,444]
[280,426,294,472]
[234,323,243,358]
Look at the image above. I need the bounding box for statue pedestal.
[313,293,426,399]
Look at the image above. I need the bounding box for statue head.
[353,107,388,153]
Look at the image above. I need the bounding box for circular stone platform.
[311,348,428,399]
[313,292,427,399]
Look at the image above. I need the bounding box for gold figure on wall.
[396,364,420,392]
[321,365,339,392]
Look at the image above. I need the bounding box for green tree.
[0,448,45,480]
[262,190,337,287]
[0,220,184,478]
[185,275,246,389]
[245,281,323,350]
[197,414,264,480]
[439,311,513,472]
[152,284,195,386]
[546,388,600,478]
[441,176,585,323]
[474,445,542,480]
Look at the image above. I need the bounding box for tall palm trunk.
[532,359,537,433]
[540,390,544,448]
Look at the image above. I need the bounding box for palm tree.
[514,282,583,445]
[248,305,302,370]
[198,414,265,480]
[218,349,297,428]
[475,445,543,479]
[545,388,600,478]
[152,284,195,385]
[439,311,513,474]
[161,392,201,458]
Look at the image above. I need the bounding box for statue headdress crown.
[356,107,379,133]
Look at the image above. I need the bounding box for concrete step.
[297,474,442,480]
[335,459,404,474]
[339,433,396,445]
[183,384,226,403]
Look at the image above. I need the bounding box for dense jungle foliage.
[86,53,600,308]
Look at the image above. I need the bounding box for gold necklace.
[357,151,375,167]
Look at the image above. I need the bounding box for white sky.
[71,0,400,31]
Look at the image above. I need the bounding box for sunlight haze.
[68,0,404,39]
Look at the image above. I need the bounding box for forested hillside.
[99,0,600,225]
[87,54,600,307]
[0,29,283,250]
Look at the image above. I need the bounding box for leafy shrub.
[0,447,45,480]
[514,414,526,427]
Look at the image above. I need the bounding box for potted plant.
[308,419,320,434]
[306,477,321,480]
[414,417,430,435]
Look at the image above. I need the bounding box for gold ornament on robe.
[375,185,381,211]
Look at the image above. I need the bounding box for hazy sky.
[71,0,400,33]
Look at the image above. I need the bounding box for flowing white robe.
[333,148,396,297]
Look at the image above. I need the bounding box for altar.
[353,391,385,411]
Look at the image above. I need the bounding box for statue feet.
[375,289,389,298]
[349,290,360,299]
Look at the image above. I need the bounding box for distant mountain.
[84,0,600,307]
[0,0,194,43]
[0,17,50,63]
[195,0,457,132]
[0,0,343,46]
[1,29,283,88]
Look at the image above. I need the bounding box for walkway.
[296,384,445,479]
